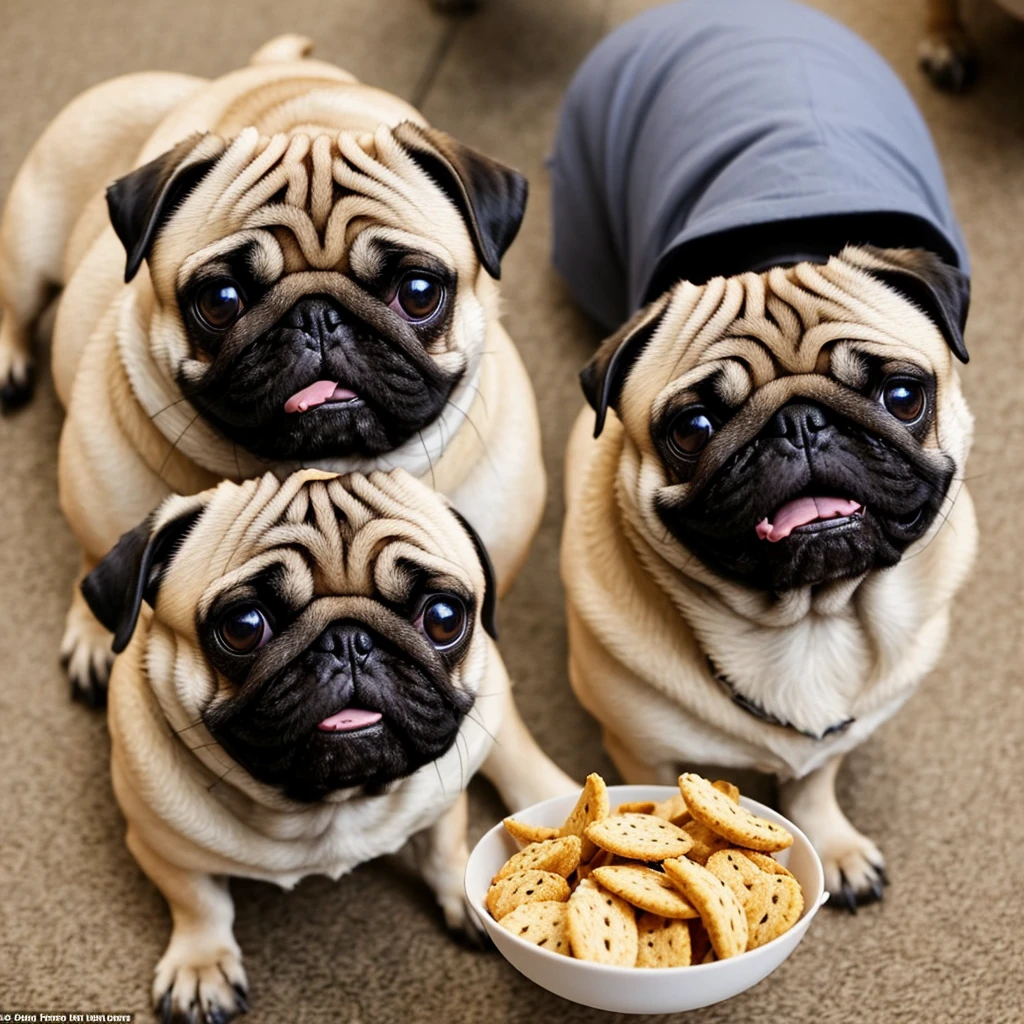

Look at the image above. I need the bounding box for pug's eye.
[419,595,467,649]
[392,272,444,322]
[668,407,716,457]
[195,279,245,330]
[882,378,926,423]
[217,606,271,654]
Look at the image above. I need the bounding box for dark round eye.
[195,279,245,330]
[420,595,467,649]
[668,407,716,457]
[882,379,926,423]
[218,606,270,654]
[394,273,444,322]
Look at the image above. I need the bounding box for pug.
[82,467,571,1022]
[0,36,545,741]
[553,2,978,909]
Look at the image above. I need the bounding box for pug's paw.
[60,597,114,708]
[153,938,249,1024]
[919,32,978,92]
[819,826,887,914]
[444,895,492,950]
[0,338,33,413]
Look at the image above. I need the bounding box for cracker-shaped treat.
[486,869,571,920]
[590,864,699,919]
[678,774,793,852]
[585,814,693,861]
[739,849,795,878]
[503,817,559,845]
[492,835,581,882]
[662,856,749,959]
[635,912,692,967]
[682,820,731,864]
[559,773,610,861]
[499,900,572,955]
[566,879,638,965]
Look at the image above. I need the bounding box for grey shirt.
[550,0,968,331]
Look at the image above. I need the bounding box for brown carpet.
[1,1,1022,1021]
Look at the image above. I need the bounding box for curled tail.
[250,34,314,65]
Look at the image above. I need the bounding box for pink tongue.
[317,708,382,732]
[284,380,358,414]
[756,497,862,542]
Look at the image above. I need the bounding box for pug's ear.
[81,503,205,654]
[851,246,970,364]
[106,133,225,283]
[580,295,669,438]
[394,122,528,280]
[449,508,498,641]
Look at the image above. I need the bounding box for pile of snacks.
[487,773,804,967]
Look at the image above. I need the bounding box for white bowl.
[465,784,827,1015]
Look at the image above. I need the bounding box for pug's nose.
[764,402,830,448]
[313,621,376,663]
[283,296,347,346]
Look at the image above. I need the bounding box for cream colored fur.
[0,37,545,705]
[562,251,977,898]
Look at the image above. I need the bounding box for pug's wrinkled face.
[106,123,526,464]
[582,247,973,593]
[84,470,496,802]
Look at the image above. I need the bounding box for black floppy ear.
[449,509,499,641]
[393,121,528,280]
[854,246,970,364]
[106,133,224,283]
[580,296,669,437]
[81,506,204,654]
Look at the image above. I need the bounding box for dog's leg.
[779,753,886,913]
[0,71,203,413]
[919,0,977,91]
[60,559,114,707]
[126,830,248,1023]
[602,728,678,786]
[480,686,579,811]
[407,790,488,945]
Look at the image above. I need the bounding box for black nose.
[313,621,375,662]
[764,402,831,447]
[283,296,347,344]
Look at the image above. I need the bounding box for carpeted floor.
[1,0,1022,1021]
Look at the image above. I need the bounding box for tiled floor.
[1,1,1022,1021]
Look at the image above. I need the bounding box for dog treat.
[681,820,732,864]
[662,856,749,959]
[688,919,712,966]
[492,835,582,882]
[590,864,699,919]
[499,901,572,956]
[706,849,767,904]
[487,772,804,966]
[678,773,793,852]
[635,912,693,967]
[711,779,741,804]
[614,800,658,816]
[651,792,690,825]
[503,817,560,845]
[560,772,610,861]
[746,874,804,949]
[740,849,795,878]
[486,869,571,920]
[566,879,639,966]
[585,813,694,861]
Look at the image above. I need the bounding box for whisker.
[157,410,202,478]
[148,396,191,421]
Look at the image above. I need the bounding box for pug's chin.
[188,397,414,463]
[668,509,925,593]
[213,717,464,804]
